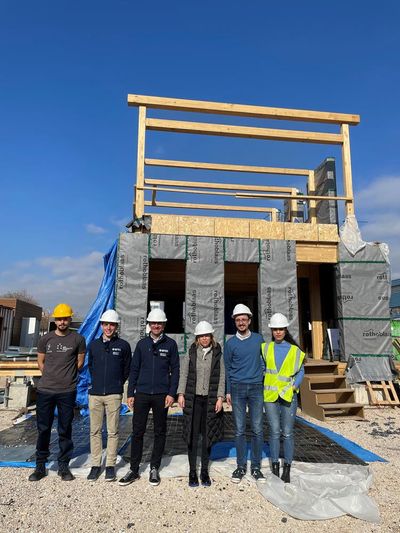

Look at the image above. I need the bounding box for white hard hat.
[100,309,120,323]
[194,321,215,336]
[232,304,253,318]
[268,313,289,328]
[147,308,167,322]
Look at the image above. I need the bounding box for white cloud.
[0,252,105,317]
[356,176,400,211]
[356,175,400,278]
[85,223,107,234]
[110,216,130,229]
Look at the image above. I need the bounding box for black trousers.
[130,393,168,471]
[35,390,76,465]
[188,395,211,473]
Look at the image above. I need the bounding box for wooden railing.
[128,95,359,221]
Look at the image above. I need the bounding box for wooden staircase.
[300,359,365,421]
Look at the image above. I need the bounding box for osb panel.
[249,220,285,239]
[215,218,250,238]
[284,222,319,241]
[150,214,179,234]
[318,224,339,242]
[296,243,338,263]
[178,216,215,236]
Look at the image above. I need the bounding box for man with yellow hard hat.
[29,303,86,482]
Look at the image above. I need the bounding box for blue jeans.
[264,394,297,464]
[231,382,264,469]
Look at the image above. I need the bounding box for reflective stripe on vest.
[262,341,305,403]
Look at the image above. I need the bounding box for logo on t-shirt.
[56,343,72,353]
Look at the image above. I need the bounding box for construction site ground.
[0,407,399,533]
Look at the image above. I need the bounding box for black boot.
[272,462,280,477]
[28,463,47,481]
[281,463,291,483]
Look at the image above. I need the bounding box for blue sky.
[1,1,399,316]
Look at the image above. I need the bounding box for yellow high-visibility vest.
[261,342,305,403]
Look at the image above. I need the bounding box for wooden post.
[308,170,317,224]
[135,106,146,219]
[309,265,323,359]
[341,124,355,216]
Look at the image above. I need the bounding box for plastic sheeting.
[185,236,225,343]
[76,240,118,409]
[256,462,380,523]
[258,239,299,342]
[339,215,366,256]
[45,453,379,524]
[335,240,392,382]
[115,233,149,346]
[223,237,259,263]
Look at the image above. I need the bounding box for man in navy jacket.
[87,309,132,482]
[119,308,179,487]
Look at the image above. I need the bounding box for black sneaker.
[231,466,246,484]
[57,464,75,481]
[118,470,140,486]
[87,466,101,482]
[251,468,266,482]
[200,471,211,487]
[105,466,116,482]
[28,464,47,481]
[149,467,160,486]
[188,471,199,488]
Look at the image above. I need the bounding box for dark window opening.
[224,262,259,335]
[148,259,185,333]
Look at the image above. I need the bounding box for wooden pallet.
[365,381,400,406]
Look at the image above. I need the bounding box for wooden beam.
[135,106,146,218]
[236,192,350,201]
[341,124,355,216]
[308,170,317,224]
[144,200,278,215]
[309,266,324,359]
[144,178,294,194]
[146,118,344,145]
[145,158,310,176]
[128,94,360,125]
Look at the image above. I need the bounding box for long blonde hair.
[195,333,216,348]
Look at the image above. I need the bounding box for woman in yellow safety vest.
[262,313,305,484]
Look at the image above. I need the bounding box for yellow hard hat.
[52,303,74,318]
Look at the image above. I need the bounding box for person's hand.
[165,395,174,408]
[215,398,223,413]
[178,394,185,409]
[127,397,134,410]
[226,393,232,407]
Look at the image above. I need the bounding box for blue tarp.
[76,240,118,411]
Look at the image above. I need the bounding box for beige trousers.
[89,394,122,467]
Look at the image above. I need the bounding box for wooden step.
[319,402,362,409]
[313,388,353,393]
[303,374,345,381]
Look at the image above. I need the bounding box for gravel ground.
[0,407,399,533]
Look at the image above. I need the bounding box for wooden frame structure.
[127,95,360,359]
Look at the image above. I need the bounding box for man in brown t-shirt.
[29,303,86,482]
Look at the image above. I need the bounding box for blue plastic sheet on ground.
[76,240,118,413]
[296,416,386,463]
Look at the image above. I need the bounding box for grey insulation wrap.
[148,234,186,260]
[185,236,225,344]
[224,237,259,263]
[336,240,392,381]
[258,239,299,342]
[115,233,149,347]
